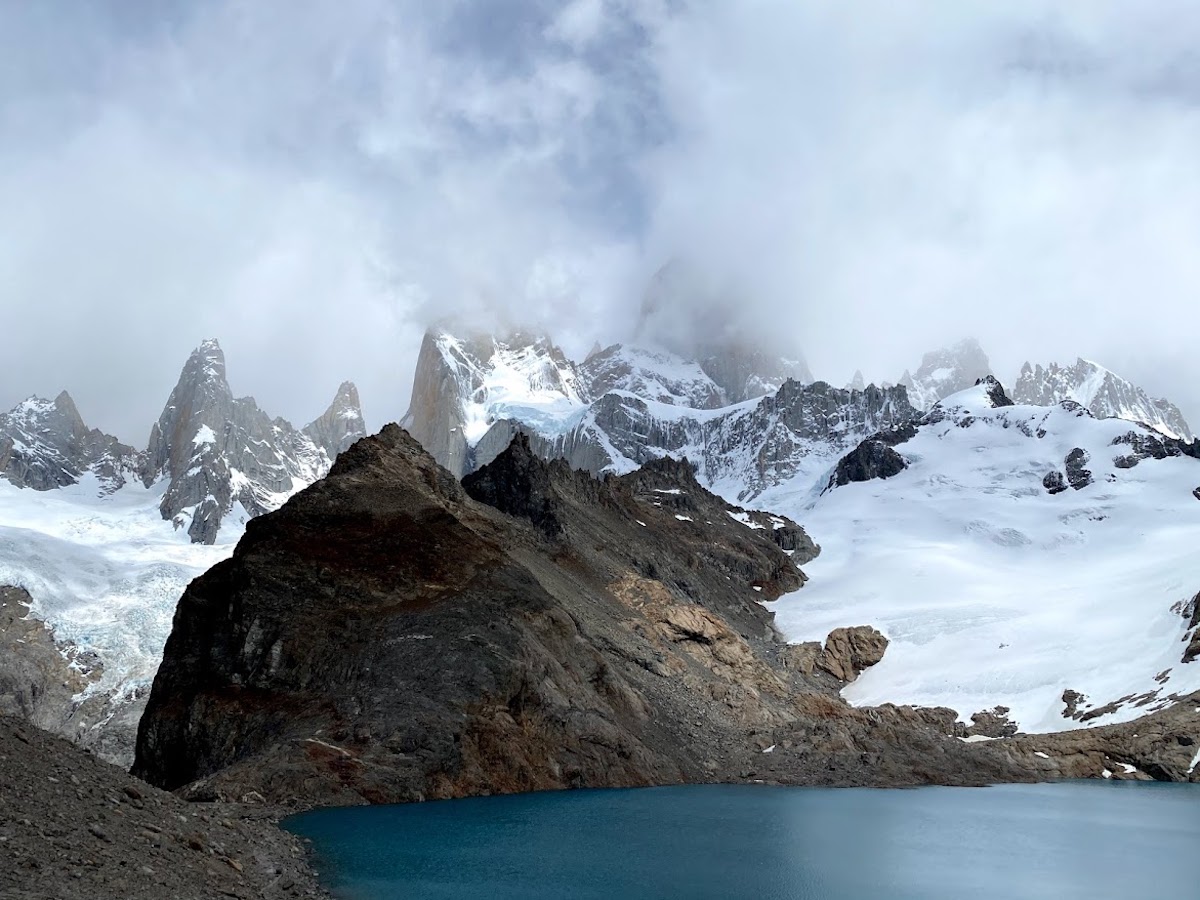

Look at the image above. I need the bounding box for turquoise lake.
[285,782,1200,899]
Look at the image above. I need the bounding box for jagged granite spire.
[303,381,365,460]
[0,391,138,492]
[144,339,351,544]
[1012,358,1193,441]
[401,329,584,478]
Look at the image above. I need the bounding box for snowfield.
[767,383,1200,733]
[0,475,239,702]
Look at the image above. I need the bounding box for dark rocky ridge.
[0,715,327,900]
[131,426,1200,807]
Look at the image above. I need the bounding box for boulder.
[1043,471,1067,495]
[816,626,889,682]
[1065,448,1093,491]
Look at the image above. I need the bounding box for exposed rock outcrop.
[814,626,889,682]
[1064,448,1093,491]
[826,437,908,491]
[1111,429,1200,469]
[1043,471,1067,495]
[132,426,1071,806]
[966,706,1019,738]
[1181,593,1200,665]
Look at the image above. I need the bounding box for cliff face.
[141,340,363,544]
[133,426,1043,806]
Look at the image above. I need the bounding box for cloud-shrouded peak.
[2,2,1200,433]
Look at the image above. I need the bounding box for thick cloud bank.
[2,1,1199,436]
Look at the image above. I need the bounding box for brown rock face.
[132,427,1060,806]
[130,427,1200,806]
[815,626,889,682]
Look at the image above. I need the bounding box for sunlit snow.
[768,383,1200,733]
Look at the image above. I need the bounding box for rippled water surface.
[286,782,1200,899]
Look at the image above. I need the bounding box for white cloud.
[2,1,1200,437]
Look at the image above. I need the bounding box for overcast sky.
[4,1,1200,440]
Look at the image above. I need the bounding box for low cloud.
[3,1,1199,438]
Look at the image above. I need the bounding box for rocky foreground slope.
[0,715,327,900]
[132,426,1200,807]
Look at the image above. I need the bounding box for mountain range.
[399,326,1200,744]
[2,318,1198,780]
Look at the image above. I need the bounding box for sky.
[3,1,1200,439]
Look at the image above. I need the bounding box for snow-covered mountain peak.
[303,380,366,460]
[0,391,139,494]
[1013,357,1193,441]
[402,328,588,478]
[929,376,1016,418]
[579,343,725,409]
[899,337,994,410]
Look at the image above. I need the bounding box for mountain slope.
[1014,357,1193,441]
[767,379,1200,734]
[134,423,1086,805]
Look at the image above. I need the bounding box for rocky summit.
[0,392,139,493]
[143,340,367,544]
